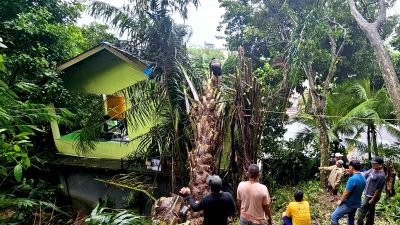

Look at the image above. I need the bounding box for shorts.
[211,65,222,76]
[240,216,265,225]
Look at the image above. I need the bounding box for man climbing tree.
[209,58,222,86]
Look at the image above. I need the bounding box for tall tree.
[348,0,400,120]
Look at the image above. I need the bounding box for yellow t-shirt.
[285,201,311,225]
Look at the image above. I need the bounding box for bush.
[263,140,318,187]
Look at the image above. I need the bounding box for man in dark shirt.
[357,156,386,225]
[179,175,236,225]
[209,58,222,87]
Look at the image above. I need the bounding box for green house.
[50,43,156,161]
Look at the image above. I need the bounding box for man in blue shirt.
[331,160,366,225]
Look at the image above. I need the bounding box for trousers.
[331,203,357,225]
[357,197,375,225]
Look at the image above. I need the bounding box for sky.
[77,0,226,48]
[78,0,400,49]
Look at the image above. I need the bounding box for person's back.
[344,172,366,208]
[192,192,235,225]
[181,175,235,225]
[283,190,311,225]
[237,164,272,225]
[238,181,270,222]
[285,201,311,225]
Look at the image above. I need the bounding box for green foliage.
[13,179,62,202]
[0,194,69,224]
[375,179,400,224]
[85,204,150,225]
[263,139,318,187]
[0,79,71,182]
[271,181,320,212]
[0,1,117,133]
[222,54,238,75]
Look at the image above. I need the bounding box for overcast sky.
[78,0,400,49]
[77,0,226,48]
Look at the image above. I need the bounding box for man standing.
[237,164,273,225]
[357,157,386,225]
[331,160,366,225]
[209,58,222,87]
[319,160,345,201]
[179,175,236,225]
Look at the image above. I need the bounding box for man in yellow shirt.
[282,190,311,225]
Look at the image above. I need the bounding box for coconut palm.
[296,79,400,161]
[338,79,399,159]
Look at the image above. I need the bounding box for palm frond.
[352,79,371,101]
[95,172,156,201]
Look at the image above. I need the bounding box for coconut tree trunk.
[348,0,400,121]
[367,125,372,160]
[371,124,378,156]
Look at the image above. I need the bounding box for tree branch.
[374,0,386,28]
[304,65,319,111]
[323,23,346,96]
[348,0,371,29]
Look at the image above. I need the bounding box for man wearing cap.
[357,156,386,225]
[237,164,273,225]
[330,152,344,166]
[179,175,236,225]
[319,160,345,202]
[331,160,366,225]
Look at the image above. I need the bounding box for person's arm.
[337,189,350,205]
[236,184,242,217]
[226,193,236,216]
[263,203,273,225]
[362,169,371,177]
[369,176,385,204]
[237,199,241,217]
[368,190,382,205]
[285,203,292,218]
[187,195,205,212]
[319,165,334,171]
[338,178,354,205]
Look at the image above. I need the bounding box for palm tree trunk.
[188,80,223,224]
[371,124,378,156]
[151,81,223,225]
[367,125,372,160]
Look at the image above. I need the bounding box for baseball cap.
[206,175,222,189]
[334,153,343,157]
[371,156,384,164]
